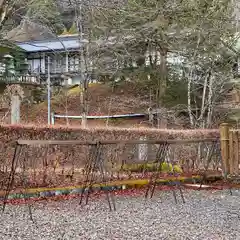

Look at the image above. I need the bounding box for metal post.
[47,56,51,125]
[65,52,69,73]
[78,1,87,128]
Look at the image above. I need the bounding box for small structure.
[11,94,20,124]
[0,84,24,124]
[0,50,39,85]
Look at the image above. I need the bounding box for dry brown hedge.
[0,124,220,165]
[0,125,220,188]
[0,124,220,143]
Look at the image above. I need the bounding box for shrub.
[121,162,183,173]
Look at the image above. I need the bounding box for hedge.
[0,124,219,158]
[0,124,220,188]
[0,124,219,143]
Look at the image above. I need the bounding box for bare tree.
[86,0,237,128]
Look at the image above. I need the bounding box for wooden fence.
[220,123,240,175]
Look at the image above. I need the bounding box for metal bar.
[149,143,169,199]
[2,144,22,212]
[145,142,167,199]
[53,113,146,119]
[47,56,51,125]
[97,143,116,211]
[21,146,34,222]
[79,144,98,205]
[199,141,218,189]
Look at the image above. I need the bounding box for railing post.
[234,130,239,175]
[220,123,230,176]
[232,130,239,175]
[229,130,234,175]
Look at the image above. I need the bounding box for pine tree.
[26,0,64,33]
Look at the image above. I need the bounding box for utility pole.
[47,56,51,125]
[78,1,87,128]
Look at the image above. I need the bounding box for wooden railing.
[0,75,41,85]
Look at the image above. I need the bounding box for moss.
[173,164,183,173]
[61,27,69,35]
[68,23,78,34]
[120,162,183,173]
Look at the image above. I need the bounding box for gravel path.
[0,189,240,240]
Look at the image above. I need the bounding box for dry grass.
[22,82,150,126]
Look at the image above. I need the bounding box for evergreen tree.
[26,0,64,33]
[90,0,236,127]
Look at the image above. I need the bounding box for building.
[14,33,187,85]
[15,34,93,86]
[9,31,240,88]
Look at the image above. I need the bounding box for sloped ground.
[23,82,150,125]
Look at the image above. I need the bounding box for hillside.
[23,82,150,126]
[6,0,126,42]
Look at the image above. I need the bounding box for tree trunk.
[198,73,209,126]
[0,0,12,31]
[158,50,167,105]
[187,33,201,128]
[156,49,167,128]
[187,72,194,127]
[206,74,214,128]
[198,72,211,128]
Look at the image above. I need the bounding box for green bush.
[121,162,183,173]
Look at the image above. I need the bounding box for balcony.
[0,75,41,85]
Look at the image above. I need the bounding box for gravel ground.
[0,189,240,240]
